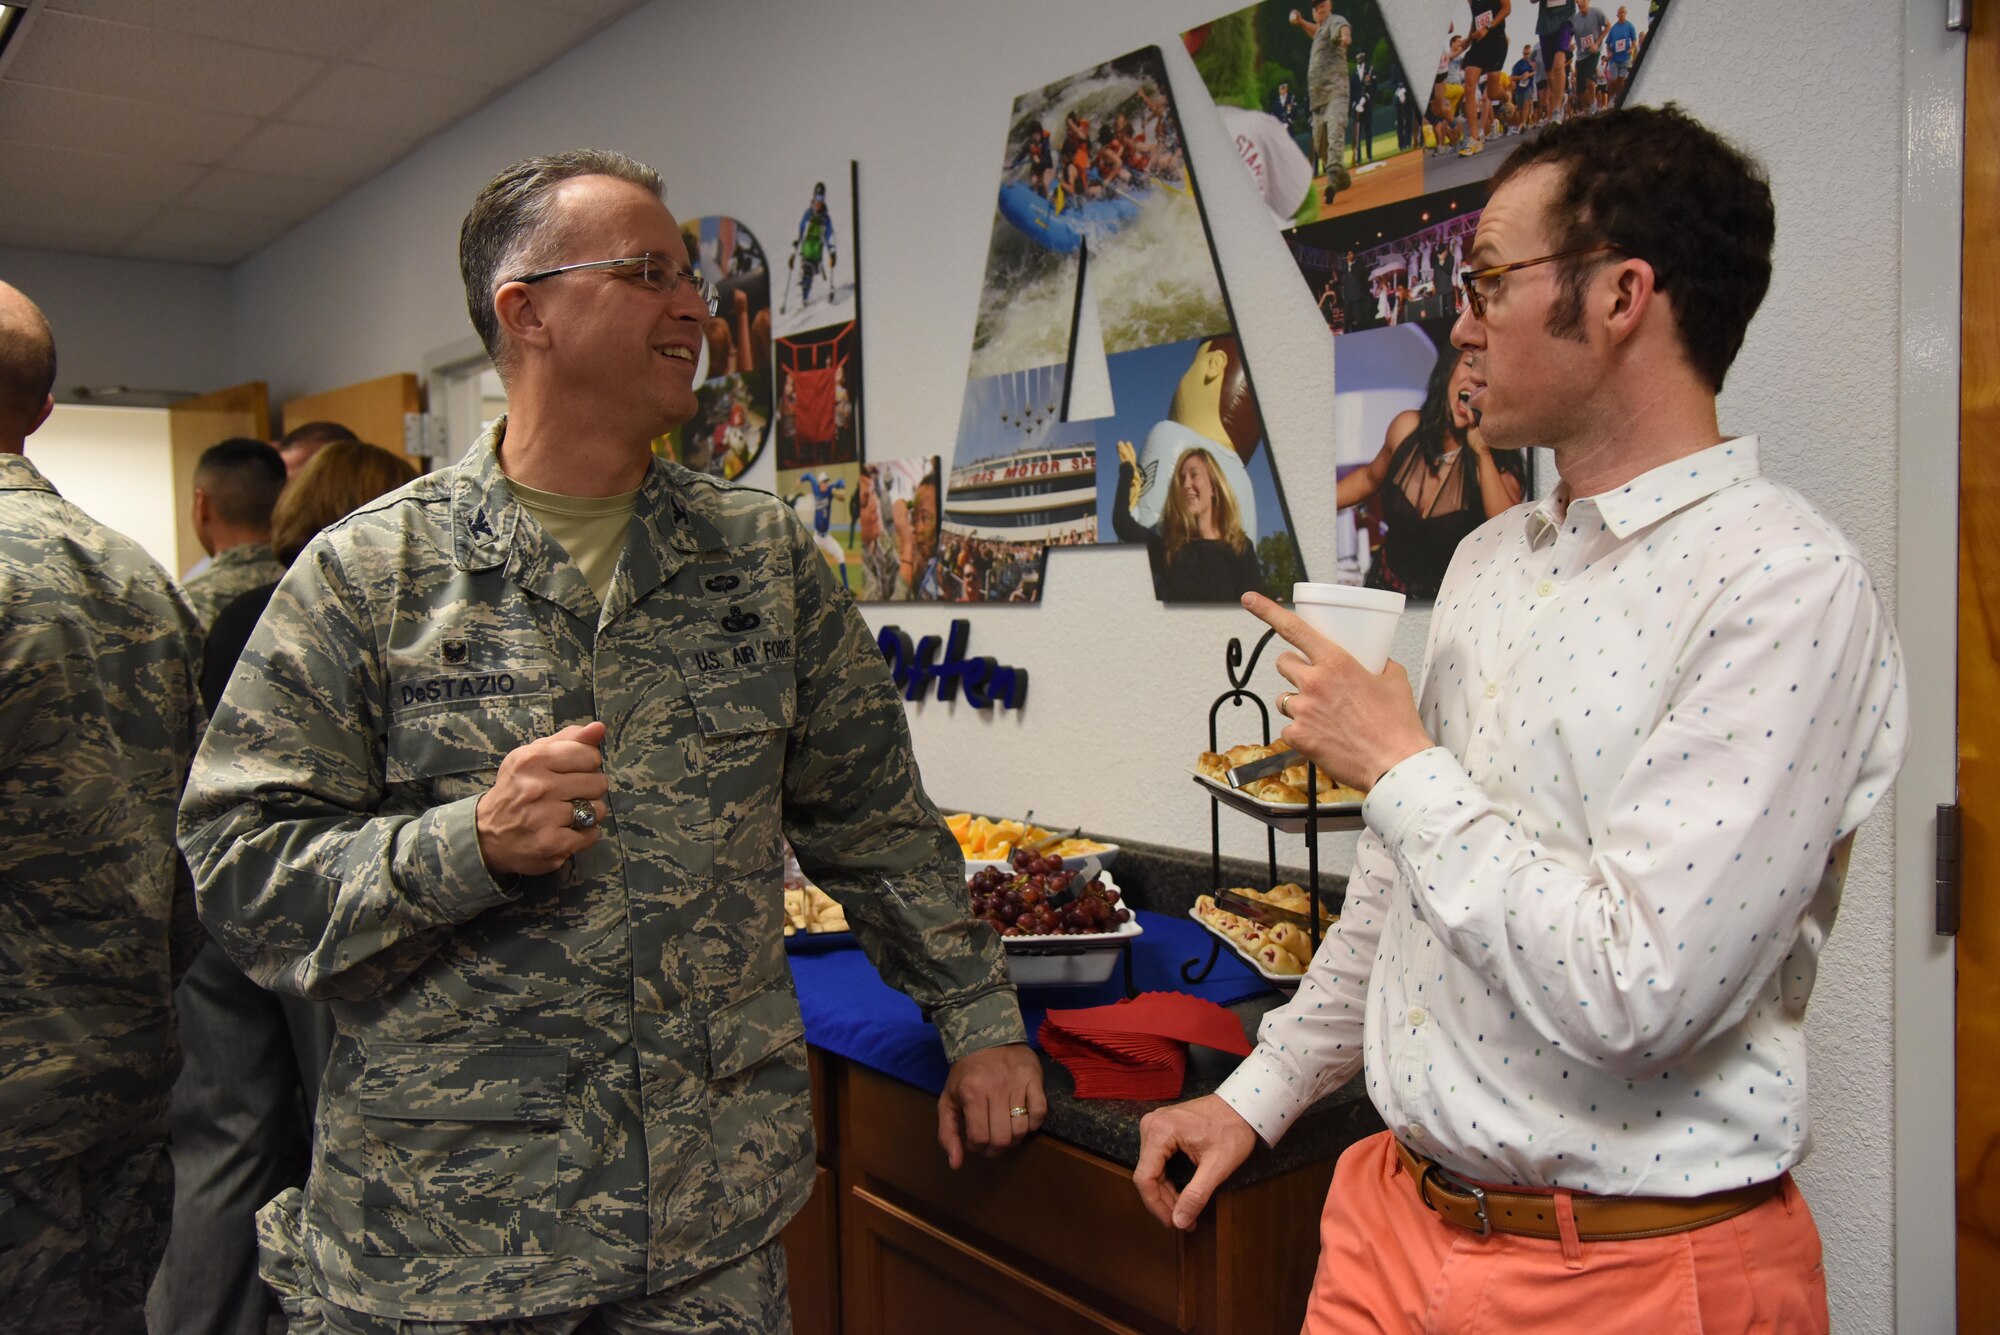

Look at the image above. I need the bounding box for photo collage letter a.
[1183,0,1675,596]
[939,44,1306,605]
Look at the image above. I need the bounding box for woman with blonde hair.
[157,437,417,1335]
[1115,441,1265,602]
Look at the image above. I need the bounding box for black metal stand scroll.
[1180,628,1353,985]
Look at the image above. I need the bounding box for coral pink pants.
[1302,1132,1829,1334]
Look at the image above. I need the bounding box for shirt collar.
[0,452,57,496]
[448,416,729,596]
[1525,436,1762,547]
[208,540,274,570]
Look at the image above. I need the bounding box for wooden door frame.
[1894,0,1967,1330]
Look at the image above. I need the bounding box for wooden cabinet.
[779,1054,1336,1335]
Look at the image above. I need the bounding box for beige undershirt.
[509,479,640,606]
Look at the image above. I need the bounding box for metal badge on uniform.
[720,605,761,634]
[441,638,469,665]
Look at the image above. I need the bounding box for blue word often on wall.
[876,619,1028,711]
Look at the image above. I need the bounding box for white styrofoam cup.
[1290,583,1406,673]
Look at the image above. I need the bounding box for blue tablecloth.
[787,910,1272,1094]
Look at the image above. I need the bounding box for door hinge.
[1949,0,1969,33]
[1937,803,1962,935]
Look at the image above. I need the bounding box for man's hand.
[937,1043,1045,1169]
[1242,591,1433,792]
[474,721,610,877]
[1133,1094,1260,1232]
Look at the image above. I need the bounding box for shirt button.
[1408,1007,1427,1027]
[1484,682,1500,699]
[1536,579,1557,597]
[1407,1124,1426,1141]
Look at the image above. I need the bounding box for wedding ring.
[570,799,597,831]
[1276,690,1296,718]
[1009,1105,1029,1118]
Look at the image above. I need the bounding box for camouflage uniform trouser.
[258,1189,794,1334]
[0,1133,173,1335]
[1311,99,1353,190]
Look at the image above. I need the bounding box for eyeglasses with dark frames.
[509,254,720,316]
[1457,243,1627,320]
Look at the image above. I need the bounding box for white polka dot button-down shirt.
[1217,437,1907,1196]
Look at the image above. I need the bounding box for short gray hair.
[458,149,664,370]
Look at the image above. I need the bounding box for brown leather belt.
[1395,1140,1782,1242]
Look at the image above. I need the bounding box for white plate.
[992,872,1142,987]
[1189,769,1362,815]
[966,843,1120,877]
[1187,908,1312,985]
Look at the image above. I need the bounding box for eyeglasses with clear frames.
[509,254,720,316]
[1457,243,1626,321]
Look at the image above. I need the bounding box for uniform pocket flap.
[385,696,552,782]
[687,667,796,738]
[358,1043,568,1122]
[707,983,805,1080]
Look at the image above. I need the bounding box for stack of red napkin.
[1036,992,1253,1101]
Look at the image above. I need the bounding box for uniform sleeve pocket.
[686,667,796,739]
[707,981,806,1080]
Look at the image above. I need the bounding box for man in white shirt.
[1133,104,1903,1333]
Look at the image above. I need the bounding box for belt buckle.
[1425,1161,1492,1237]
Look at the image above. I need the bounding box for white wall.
[0,247,235,403]
[24,404,179,575]
[225,1,1920,1327]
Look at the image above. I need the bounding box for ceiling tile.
[509,0,647,19]
[45,0,406,59]
[124,205,290,255]
[283,62,494,140]
[0,185,162,238]
[0,224,132,255]
[0,141,205,207]
[350,0,595,86]
[4,11,326,118]
[222,120,412,183]
[172,167,344,220]
[0,79,257,165]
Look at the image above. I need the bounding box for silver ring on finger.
[570,798,597,831]
[1276,690,1296,718]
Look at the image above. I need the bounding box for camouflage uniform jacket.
[0,453,206,1172]
[181,539,284,629]
[179,421,1024,1322]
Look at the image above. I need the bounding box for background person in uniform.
[181,436,286,628]
[179,149,1041,1333]
[274,418,358,482]
[1133,106,1905,1333]
[0,280,207,1334]
[155,440,418,1335]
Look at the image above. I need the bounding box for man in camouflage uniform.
[1291,1,1355,201]
[180,150,1043,1332]
[0,281,207,1333]
[181,436,287,628]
